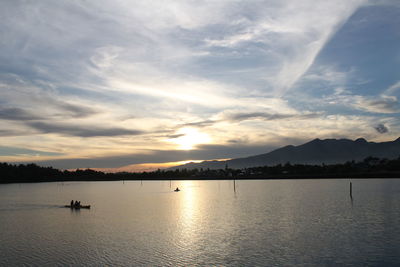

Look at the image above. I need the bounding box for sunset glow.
[169,128,212,150]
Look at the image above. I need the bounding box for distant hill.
[170,137,400,170]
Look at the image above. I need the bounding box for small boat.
[64,205,91,209]
[174,187,180,192]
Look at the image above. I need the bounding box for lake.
[0,179,399,266]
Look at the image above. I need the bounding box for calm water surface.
[0,179,399,266]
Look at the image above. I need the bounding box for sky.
[0,0,399,171]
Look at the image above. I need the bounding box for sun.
[169,128,211,150]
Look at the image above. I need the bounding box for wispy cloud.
[178,120,216,128]
[0,107,42,121]
[301,65,356,85]
[383,81,400,96]
[26,121,144,137]
[0,146,62,157]
[221,111,319,123]
[322,82,400,114]
[202,1,366,95]
[0,76,99,120]
[56,102,97,118]
[0,129,27,137]
[354,96,399,113]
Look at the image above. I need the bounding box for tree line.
[1,156,400,184]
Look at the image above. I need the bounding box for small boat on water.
[64,205,91,209]
[174,187,180,192]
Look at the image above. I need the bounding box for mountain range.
[171,137,400,170]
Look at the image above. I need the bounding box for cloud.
[267,1,365,95]
[201,1,366,96]
[322,87,400,114]
[165,133,186,139]
[8,113,400,168]
[355,96,399,114]
[0,75,99,121]
[383,80,400,96]
[301,65,355,85]
[178,120,216,128]
[57,102,97,118]
[351,82,400,114]
[0,129,25,137]
[374,123,389,134]
[1,0,399,168]
[27,122,144,137]
[0,146,62,157]
[224,111,320,122]
[205,32,258,48]
[0,1,367,111]
[0,0,366,101]
[0,107,42,121]
[0,104,95,122]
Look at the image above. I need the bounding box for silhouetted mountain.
[170,137,400,170]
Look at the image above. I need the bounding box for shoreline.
[1,176,400,185]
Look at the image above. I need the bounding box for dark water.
[0,179,399,266]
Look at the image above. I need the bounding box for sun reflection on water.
[176,180,201,253]
[180,181,197,227]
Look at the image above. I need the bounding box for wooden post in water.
[233,178,236,193]
[141,180,143,186]
[350,182,353,198]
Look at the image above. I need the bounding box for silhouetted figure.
[70,200,74,207]
[77,201,81,206]
[74,200,79,207]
